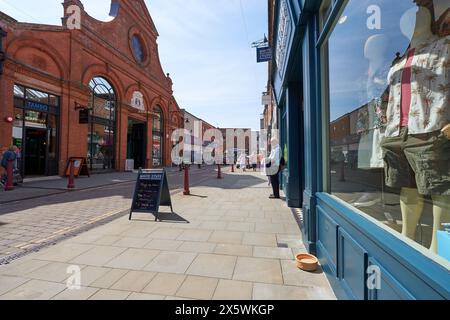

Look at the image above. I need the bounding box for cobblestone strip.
[0,209,129,265]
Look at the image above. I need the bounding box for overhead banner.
[257,46,273,63]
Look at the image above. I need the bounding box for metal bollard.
[4,159,14,191]
[183,164,190,195]
[231,164,235,173]
[67,159,75,189]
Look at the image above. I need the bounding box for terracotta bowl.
[296,253,319,272]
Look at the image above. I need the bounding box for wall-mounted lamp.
[4,116,13,123]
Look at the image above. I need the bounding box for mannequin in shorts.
[382,3,450,253]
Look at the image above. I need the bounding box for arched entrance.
[152,106,164,167]
[87,77,116,172]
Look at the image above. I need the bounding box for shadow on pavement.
[0,168,269,216]
[130,211,190,224]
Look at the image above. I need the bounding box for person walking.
[239,153,246,172]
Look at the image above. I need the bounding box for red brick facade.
[0,0,183,176]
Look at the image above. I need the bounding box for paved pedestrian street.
[0,167,217,261]
[0,169,335,300]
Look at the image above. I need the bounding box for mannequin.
[382,4,450,253]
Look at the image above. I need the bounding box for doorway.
[127,119,146,169]
[25,128,47,176]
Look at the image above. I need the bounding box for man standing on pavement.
[265,137,282,199]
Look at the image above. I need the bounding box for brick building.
[181,109,216,164]
[219,128,253,164]
[0,0,183,177]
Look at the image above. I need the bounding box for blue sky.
[0,0,268,130]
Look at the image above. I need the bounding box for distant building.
[181,109,216,164]
[219,128,253,164]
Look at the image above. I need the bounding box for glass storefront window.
[88,77,116,171]
[14,85,25,98]
[87,123,115,170]
[48,115,58,160]
[49,95,59,107]
[152,106,164,167]
[26,88,49,104]
[324,1,450,260]
[24,110,47,129]
[12,84,60,176]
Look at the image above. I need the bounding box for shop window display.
[324,0,449,259]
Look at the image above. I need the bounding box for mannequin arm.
[442,123,450,140]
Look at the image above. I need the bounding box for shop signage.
[79,109,89,124]
[275,0,291,77]
[262,94,272,105]
[129,169,173,222]
[257,47,273,63]
[26,101,49,113]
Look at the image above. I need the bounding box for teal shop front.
[271,0,450,300]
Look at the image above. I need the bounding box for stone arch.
[7,37,69,79]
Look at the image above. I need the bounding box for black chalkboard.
[129,169,173,221]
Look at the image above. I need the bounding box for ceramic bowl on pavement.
[296,253,319,272]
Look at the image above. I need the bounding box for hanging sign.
[129,169,173,222]
[257,47,273,63]
[262,94,272,105]
[79,109,89,124]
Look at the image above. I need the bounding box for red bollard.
[183,164,190,195]
[217,164,222,179]
[231,164,235,173]
[67,159,75,190]
[4,159,14,191]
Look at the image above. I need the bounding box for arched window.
[152,106,164,167]
[87,77,116,171]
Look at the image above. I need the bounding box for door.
[25,128,47,176]
[132,123,146,169]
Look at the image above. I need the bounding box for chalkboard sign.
[129,168,173,221]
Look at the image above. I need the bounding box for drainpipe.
[0,27,6,76]
[66,30,73,169]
